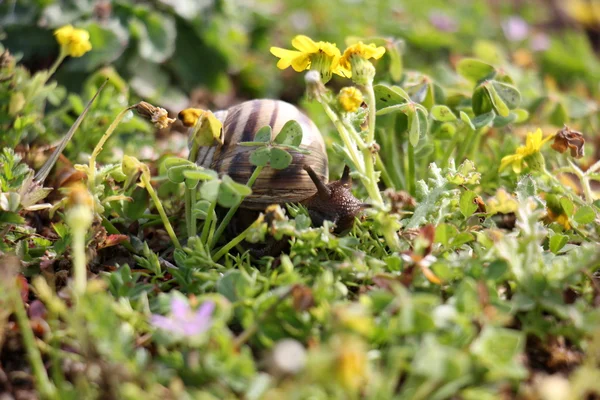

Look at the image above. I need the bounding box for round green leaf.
[456,58,496,82]
[374,84,410,110]
[200,180,221,202]
[222,175,252,197]
[270,148,293,170]
[166,164,191,184]
[254,126,272,143]
[164,157,194,169]
[491,81,521,110]
[574,206,595,225]
[460,190,479,218]
[431,105,457,122]
[460,111,475,130]
[249,147,271,167]
[549,234,568,254]
[472,85,493,116]
[183,168,218,181]
[486,83,510,117]
[274,120,303,146]
[471,112,495,129]
[131,9,176,63]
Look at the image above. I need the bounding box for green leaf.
[549,101,568,126]
[430,105,457,122]
[459,111,475,130]
[254,126,272,143]
[409,108,428,147]
[124,187,149,220]
[471,326,526,380]
[456,58,496,82]
[222,176,252,197]
[460,191,479,218]
[190,111,223,147]
[166,164,191,184]
[574,206,595,225]
[270,148,293,170]
[435,223,458,247]
[274,120,303,146]
[472,85,493,116]
[471,112,495,129]
[131,8,176,63]
[549,234,568,254]
[491,81,521,110]
[200,180,221,203]
[249,147,271,167]
[560,197,575,216]
[164,157,194,169]
[183,168,218,181]
[374,84,409,110]
[485,83,510,117]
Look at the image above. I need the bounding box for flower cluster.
[270,35,385,85]
[54,25,92,58]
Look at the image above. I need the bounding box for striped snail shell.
[195,99,329,210]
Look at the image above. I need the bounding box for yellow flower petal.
[499,153,522,172]
[290,54,311,72]
[54,24,92,57]
[54,25,74,46]
[292,35,319,53]
[270,47,303,69]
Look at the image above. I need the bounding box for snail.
[180,99,366,237]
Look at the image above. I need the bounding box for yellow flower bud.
[338,87,364,113]
[178,108,205,127]
[54,25,92,58]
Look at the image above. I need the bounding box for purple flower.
[531,33,550,52]
[429,11,458,33]
[151,297,214,337]
[502,16,529,42]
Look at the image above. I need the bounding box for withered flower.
[135,101,175,129]
[551,125,585,158]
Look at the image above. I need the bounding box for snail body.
[183,99,365,234]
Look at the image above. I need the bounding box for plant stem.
[88,106,134,194]
[321,101,363,169]
[71,223,87,296]
[212,223,255,262]
[201,199,217,244]
[189,188,197,237]
[407,142,416,196]
[11,286,57,399]
[362,148,384,204]
[210,166,264,249]
[363,82,377,143]
[568,160,595,204]
[441,131,462,168]
[45,48,67,83]
[184,190,192,238]
[141,170,182,250]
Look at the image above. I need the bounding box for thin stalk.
[212,223,255,262]
[12,287,57,399]
[141,170,182,250]
[201,199,217,244]
[210,166,264,249]
[407,143,416,196]
[568,159,594,204]
[189,188,197,236]
[45,48,67,83]
[362,148,384,204]
[363,82,377,143]
[88,106,134,193]
[184,190,192,238]
[71,223,87,296]
[321,101,363,169]
[455,128,477,163]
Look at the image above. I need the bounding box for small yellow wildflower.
[178,108,205,127]
[487,189,519,215]
[338,87,364,113]
[334,335,368,393]
[339,41,386,81]
[54,25,92,57]
[499,129,554,173]
[546,208,571,230]
[270,35,344,83]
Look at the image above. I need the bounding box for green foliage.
[3,1,600,399]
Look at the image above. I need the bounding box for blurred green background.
[3,0,600,112]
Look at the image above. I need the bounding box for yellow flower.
[270,35,344,83]
[499,129,554,173]
[338,87,364,112]
[334,335,368,393]
[339,41,386,78]
[487,189,518,215]
[54,25,92,57]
